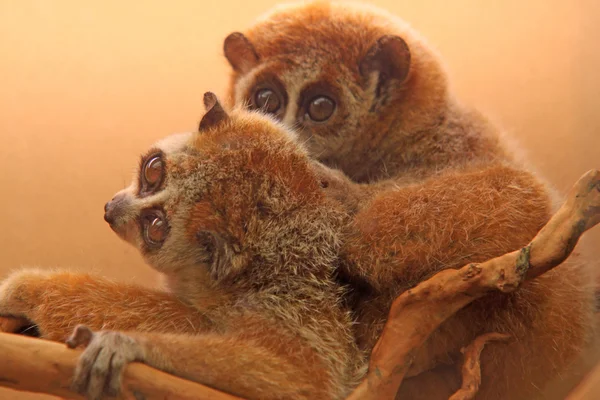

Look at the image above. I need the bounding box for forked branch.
[346,169,600,400]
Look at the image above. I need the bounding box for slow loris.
[223,1,598,399]
[0,94,362,400]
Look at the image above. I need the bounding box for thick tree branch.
[0,329,242,400]
[0,170,598,400]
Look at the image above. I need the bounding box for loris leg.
[0,269,209,341]
[66,324,340,400]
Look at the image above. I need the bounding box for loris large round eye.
[254,88,281,114]
[307,96,335,122]
[144,156,163,186]
[141,210,169,247]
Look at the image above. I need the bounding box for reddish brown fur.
[0,270,208,341]
[226,1,506,183]
[312,160,596,400]
[0,103,362,400]
[0,90,595,398]
[224,1,598,399]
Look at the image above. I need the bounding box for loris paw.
[66,325,144,400]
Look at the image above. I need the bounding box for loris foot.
[67,325,144,400]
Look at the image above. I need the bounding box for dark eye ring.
[141,209,169,247]
[253,88,282,114]
[306,96,336,122]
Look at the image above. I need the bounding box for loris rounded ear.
[359,35,411,89]
[224,32,259,74]
[196,230,238,281]
[199,92,229,131]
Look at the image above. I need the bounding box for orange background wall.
[1,1,598,398]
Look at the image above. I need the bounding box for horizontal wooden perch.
[0,331,242,400]
[0,170,598,400]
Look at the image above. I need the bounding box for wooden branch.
[0,330,242,400]
[346,169,600,400]
[0,170,598,400]
[449,332,511,400]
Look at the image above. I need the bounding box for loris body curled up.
[223,1,598,399]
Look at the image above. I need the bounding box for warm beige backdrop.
[1,1,598,398]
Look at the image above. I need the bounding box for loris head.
[224,0,449,180]
[104,92,344,286]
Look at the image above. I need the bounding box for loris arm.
[0,270,209,341]
[66,325,336,400]
[344,163,552,290]
[346,164,594,400]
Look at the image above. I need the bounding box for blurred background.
[1,0,598,398]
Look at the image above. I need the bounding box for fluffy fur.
[0,91,595,399]
[223,1,598,399]
[0,97,362,400]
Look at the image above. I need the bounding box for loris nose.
[103,203,113,223]
[104,192,127,224]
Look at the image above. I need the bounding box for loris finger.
[86,346,117,400]
[71,331,145,399]
[71,339,103,396]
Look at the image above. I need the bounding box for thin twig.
[449,332,511,400]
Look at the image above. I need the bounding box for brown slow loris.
[0,94,363,400]
[0,92,595,399]
[0,2,595,398]
[223,1,598,399]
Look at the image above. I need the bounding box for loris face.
[224,1,447,181]
[103,129,212,274]
[103,92,330,281]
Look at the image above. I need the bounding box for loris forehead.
[246,1,401,65]
[141,112,310,182]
